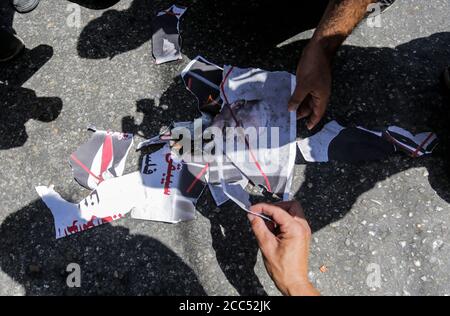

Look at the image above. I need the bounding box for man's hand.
[248,201,319,296]
[288,0,377,130]
[288,43,332,130]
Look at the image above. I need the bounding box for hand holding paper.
[248,201,319,296]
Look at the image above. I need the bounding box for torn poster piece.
[137,115,216,150]
[205,158,245,207]
[137,119,212,151]
[207,159,243,185]
[383,126,438,157]
[36,172,146,239]
[297,120,438,163]
[216,156,273,222]
[69,129,133,190]
[221,178,251,212]
[136,124,174,150]
[213,66,297,200]
[152,5,187,64]
[137,114,216,150]
[131,145,207,223]
[215,152,250,210]
[181,56,224,117]
[208,183,230,206]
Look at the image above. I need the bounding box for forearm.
[310,0,377,58]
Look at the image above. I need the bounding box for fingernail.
[247,213,256,222]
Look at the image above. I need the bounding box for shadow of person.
[0,85,62,149]
[0,44,54,86]
[0,199,207,295]
[75,0,330,61]
[295,157,448,233]
[76,0,154,59]
[199,197,268,296]
[67,0,120,10]
[0,45,63,150]
[179,0,329,68]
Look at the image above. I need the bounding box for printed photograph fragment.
[181,57,299,206]
[152,4,187,64]
[181,55,224,117]
[181,58,298,206]
[297,121,438,163]
[131,144,207,224]
[136,56,223,151]
[69,128,134,190]
[214,66,298,200]
[38,143,209,239]
[36,172,146,239]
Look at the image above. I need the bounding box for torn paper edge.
[297,121,346,162]
[219,66,298,200]
[154,5,188,65]
[69,129,134,190]
[36,172,145,239]
[131,145,204,223]
[181,55,223,98]
[208,182,230,206]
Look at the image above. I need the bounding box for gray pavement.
[0,0,449,296]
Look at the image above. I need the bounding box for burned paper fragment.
[69,129,133,190]
[152,5,187,64]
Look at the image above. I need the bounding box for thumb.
[288,83,309,112]
[248,214,276,251]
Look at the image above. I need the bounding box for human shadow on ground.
[0,199,207,295]
[68,0,120,10]
[76,0,154,59]
[1,1,62,150]
[75,0,329,61]
[0,45,62,150]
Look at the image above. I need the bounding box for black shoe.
[0,30,25,62]
[11,0,40,14]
